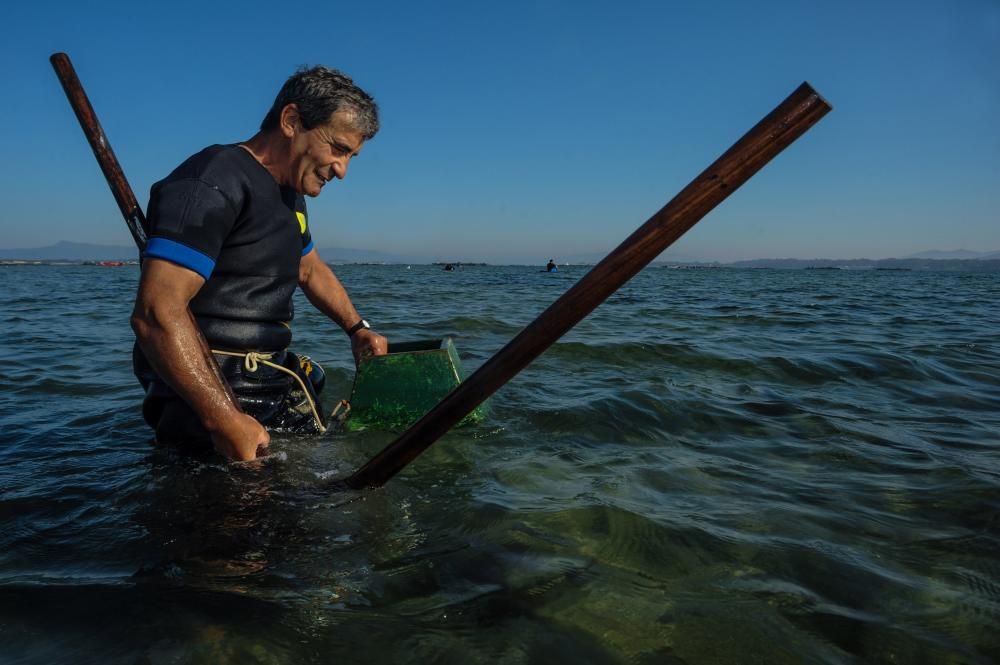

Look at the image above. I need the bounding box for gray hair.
[260,66,379,140]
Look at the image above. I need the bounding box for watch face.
[361,319,370,329]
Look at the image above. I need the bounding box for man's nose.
[332,159,349,180]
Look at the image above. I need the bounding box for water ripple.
[1,264,998,663]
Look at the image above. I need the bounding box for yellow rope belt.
[211,349,331,433]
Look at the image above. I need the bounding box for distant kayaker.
[546,259,558,272]
[131,66,387,461]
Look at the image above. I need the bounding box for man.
[131,66,387,461]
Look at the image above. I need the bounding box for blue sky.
[2,0,997,262]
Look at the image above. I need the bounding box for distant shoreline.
[4,257,1000,272]
[4,241,999,269]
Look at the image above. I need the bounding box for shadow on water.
[1,436,646,664]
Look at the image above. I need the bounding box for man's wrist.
[346,318,370,337]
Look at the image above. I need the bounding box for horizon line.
[0,240,998,264]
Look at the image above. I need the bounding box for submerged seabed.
[0,264,998,664]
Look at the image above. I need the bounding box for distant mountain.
[4,242,999,267]
[906,249,1000,260]
[559,250,712,265]
[0,241,137,261]
[0,241,416,264]
[728,257,1000,272]
[316,246,421,264]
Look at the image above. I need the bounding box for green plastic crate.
[344,337,488,431]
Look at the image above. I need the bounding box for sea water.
[0,263,997,664]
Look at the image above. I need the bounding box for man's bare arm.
[131,259,269,460]
[298,248,387,363]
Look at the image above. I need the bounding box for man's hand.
[351,328,388,365]
[210,412,271,461]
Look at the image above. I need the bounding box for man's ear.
[279,104,300,138]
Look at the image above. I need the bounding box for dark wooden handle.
[343,82,832,490]
[50,52,147,252]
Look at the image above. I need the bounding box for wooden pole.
[50,52,147,253]
[342,82,832,490]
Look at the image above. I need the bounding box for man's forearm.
[299,255,361,332]
[298,250,387,363]
[131,305,243,433]
[131,258,269,460]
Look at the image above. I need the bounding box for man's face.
[286,108,365,197]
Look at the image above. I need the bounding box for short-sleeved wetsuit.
[134,144,325,440]
[144,144,314,350]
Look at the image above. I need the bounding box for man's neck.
[239,131,289,187]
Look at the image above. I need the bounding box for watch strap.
[347,319,369,337]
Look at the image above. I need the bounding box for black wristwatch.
[347,318,370,337]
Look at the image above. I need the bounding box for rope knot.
[242,351,273,373]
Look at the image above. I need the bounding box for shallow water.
[1,263,998,664]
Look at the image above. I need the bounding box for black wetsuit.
[134,145,325,442]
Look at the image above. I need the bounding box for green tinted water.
[0,264,997,663]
